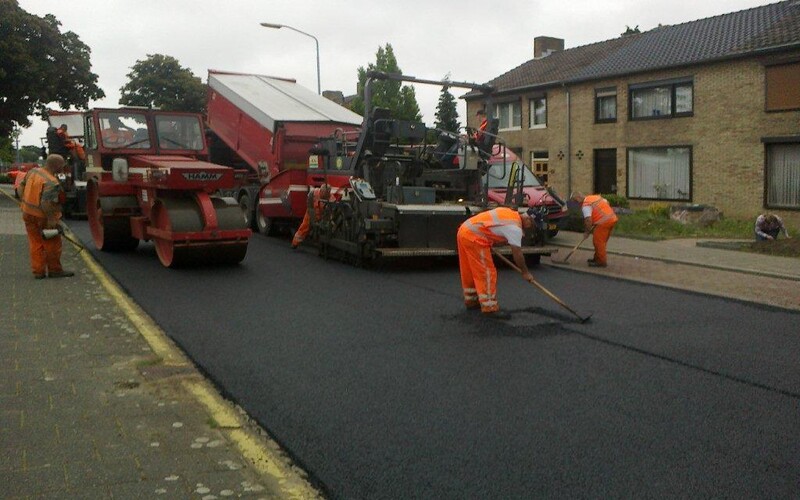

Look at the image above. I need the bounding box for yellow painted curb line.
[71,227,321,499]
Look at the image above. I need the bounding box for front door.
[594,149,616,194]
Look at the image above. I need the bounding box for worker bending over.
[570,192,618,267]
[17,154,74,279]
[457,206,536,317]
[292,183,333,249]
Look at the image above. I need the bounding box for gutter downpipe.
[564,83,572,196]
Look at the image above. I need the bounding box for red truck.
[206,70,362,234]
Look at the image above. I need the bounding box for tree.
[434,75,460,133]
[0,1,104,137]
[119,54,206,113]
[349,44,421,122]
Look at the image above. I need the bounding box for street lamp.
[260,22,321,95]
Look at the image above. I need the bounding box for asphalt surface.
[65,220,800,499]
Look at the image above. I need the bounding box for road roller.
[81,108,251,267]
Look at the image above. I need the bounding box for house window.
[630,78,693,119]
[627,147,691,200]
[766,143,800,209]
[494,101,521,130]
[529,97,547,128]
[766,62,800,111]
[595,88,617,122]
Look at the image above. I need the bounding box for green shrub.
[602,193,629,208]
[0,174,11,184]
[648,202,670,218]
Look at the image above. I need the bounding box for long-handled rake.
[557,227,594,264]
[492,248,592,323]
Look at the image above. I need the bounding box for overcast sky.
[16,0,777,146]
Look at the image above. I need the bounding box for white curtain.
[768,144,800,208]
[628,148,691,200]
[631,87,671,118]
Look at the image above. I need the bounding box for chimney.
[534,36,564,59]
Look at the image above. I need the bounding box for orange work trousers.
[457,226,498,313]
[592,221,617,265]
[291,212,313,247]
[22,213,64,276]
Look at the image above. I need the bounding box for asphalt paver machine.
[310,71,558,265]
[82,108,251,267]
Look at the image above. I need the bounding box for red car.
[483,148,568,237]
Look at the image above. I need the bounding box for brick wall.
[468,51,800,228]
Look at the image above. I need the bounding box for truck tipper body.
[206,70,362,233]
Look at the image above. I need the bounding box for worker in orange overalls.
[457,206,536,317]
[57,124,86,161]
[471,108,488,145]
[291,183,333,249]
[571,191,618,267]
[17,154,74,279]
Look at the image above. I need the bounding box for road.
[69,221,800,499]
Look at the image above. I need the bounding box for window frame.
[494,101,522,131]
[594,87,617,123]
[629,77,694,121]
[626,145,693,201]
[529,96,547,129]
[763,137,800,211]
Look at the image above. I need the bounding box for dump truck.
[307,71,559,265]
[205,70,363,233]
[81,107,251,267]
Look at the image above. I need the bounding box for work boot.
[483,310,512,320]
[588,261,607,268]
[33,274,46,280]
[587,258,595,263]
[465,303,480,311]
[49,270,75,278]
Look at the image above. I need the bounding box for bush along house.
[464,1,800,226]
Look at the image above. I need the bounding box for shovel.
[492,248,592,323]
[557,226,594,264]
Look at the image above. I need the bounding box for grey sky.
[17,0,775,146]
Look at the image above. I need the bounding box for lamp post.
[260,22,320,95]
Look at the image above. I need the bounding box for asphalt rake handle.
[558,226,594,264]
[491,248,592,323]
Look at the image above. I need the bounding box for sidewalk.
[0,186,319,499]
[548,230,800,282]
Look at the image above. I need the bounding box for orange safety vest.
[308,188,333,220]
[461,207,521,245]
[19,168,63,219]
[583,195,618,226]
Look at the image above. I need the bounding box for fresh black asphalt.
[69,222,800,499]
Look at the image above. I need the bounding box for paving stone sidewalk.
[0,190,295,499]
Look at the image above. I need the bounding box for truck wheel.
[548,229,559,238]
[526,254,542,267]
[256,211,274,236]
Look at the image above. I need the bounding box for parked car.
[484,148,568,237]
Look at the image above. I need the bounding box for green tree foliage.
[119,54,206,113]
[18,144,43,162]
[0,1,104,137]
[434,76,460,133]
[350,44,421,121]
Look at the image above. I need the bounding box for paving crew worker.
[470,109,488,146]
[754,213,790,241]
[17,154,75,279]
[292,183,333,249]
[457,206,535,317]
[570,191,618,267]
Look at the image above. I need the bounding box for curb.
[67,226,323,499]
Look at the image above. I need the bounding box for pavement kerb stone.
[64,224,323,499]
[547,239,800,282]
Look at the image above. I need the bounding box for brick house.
[464,1,800,225]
